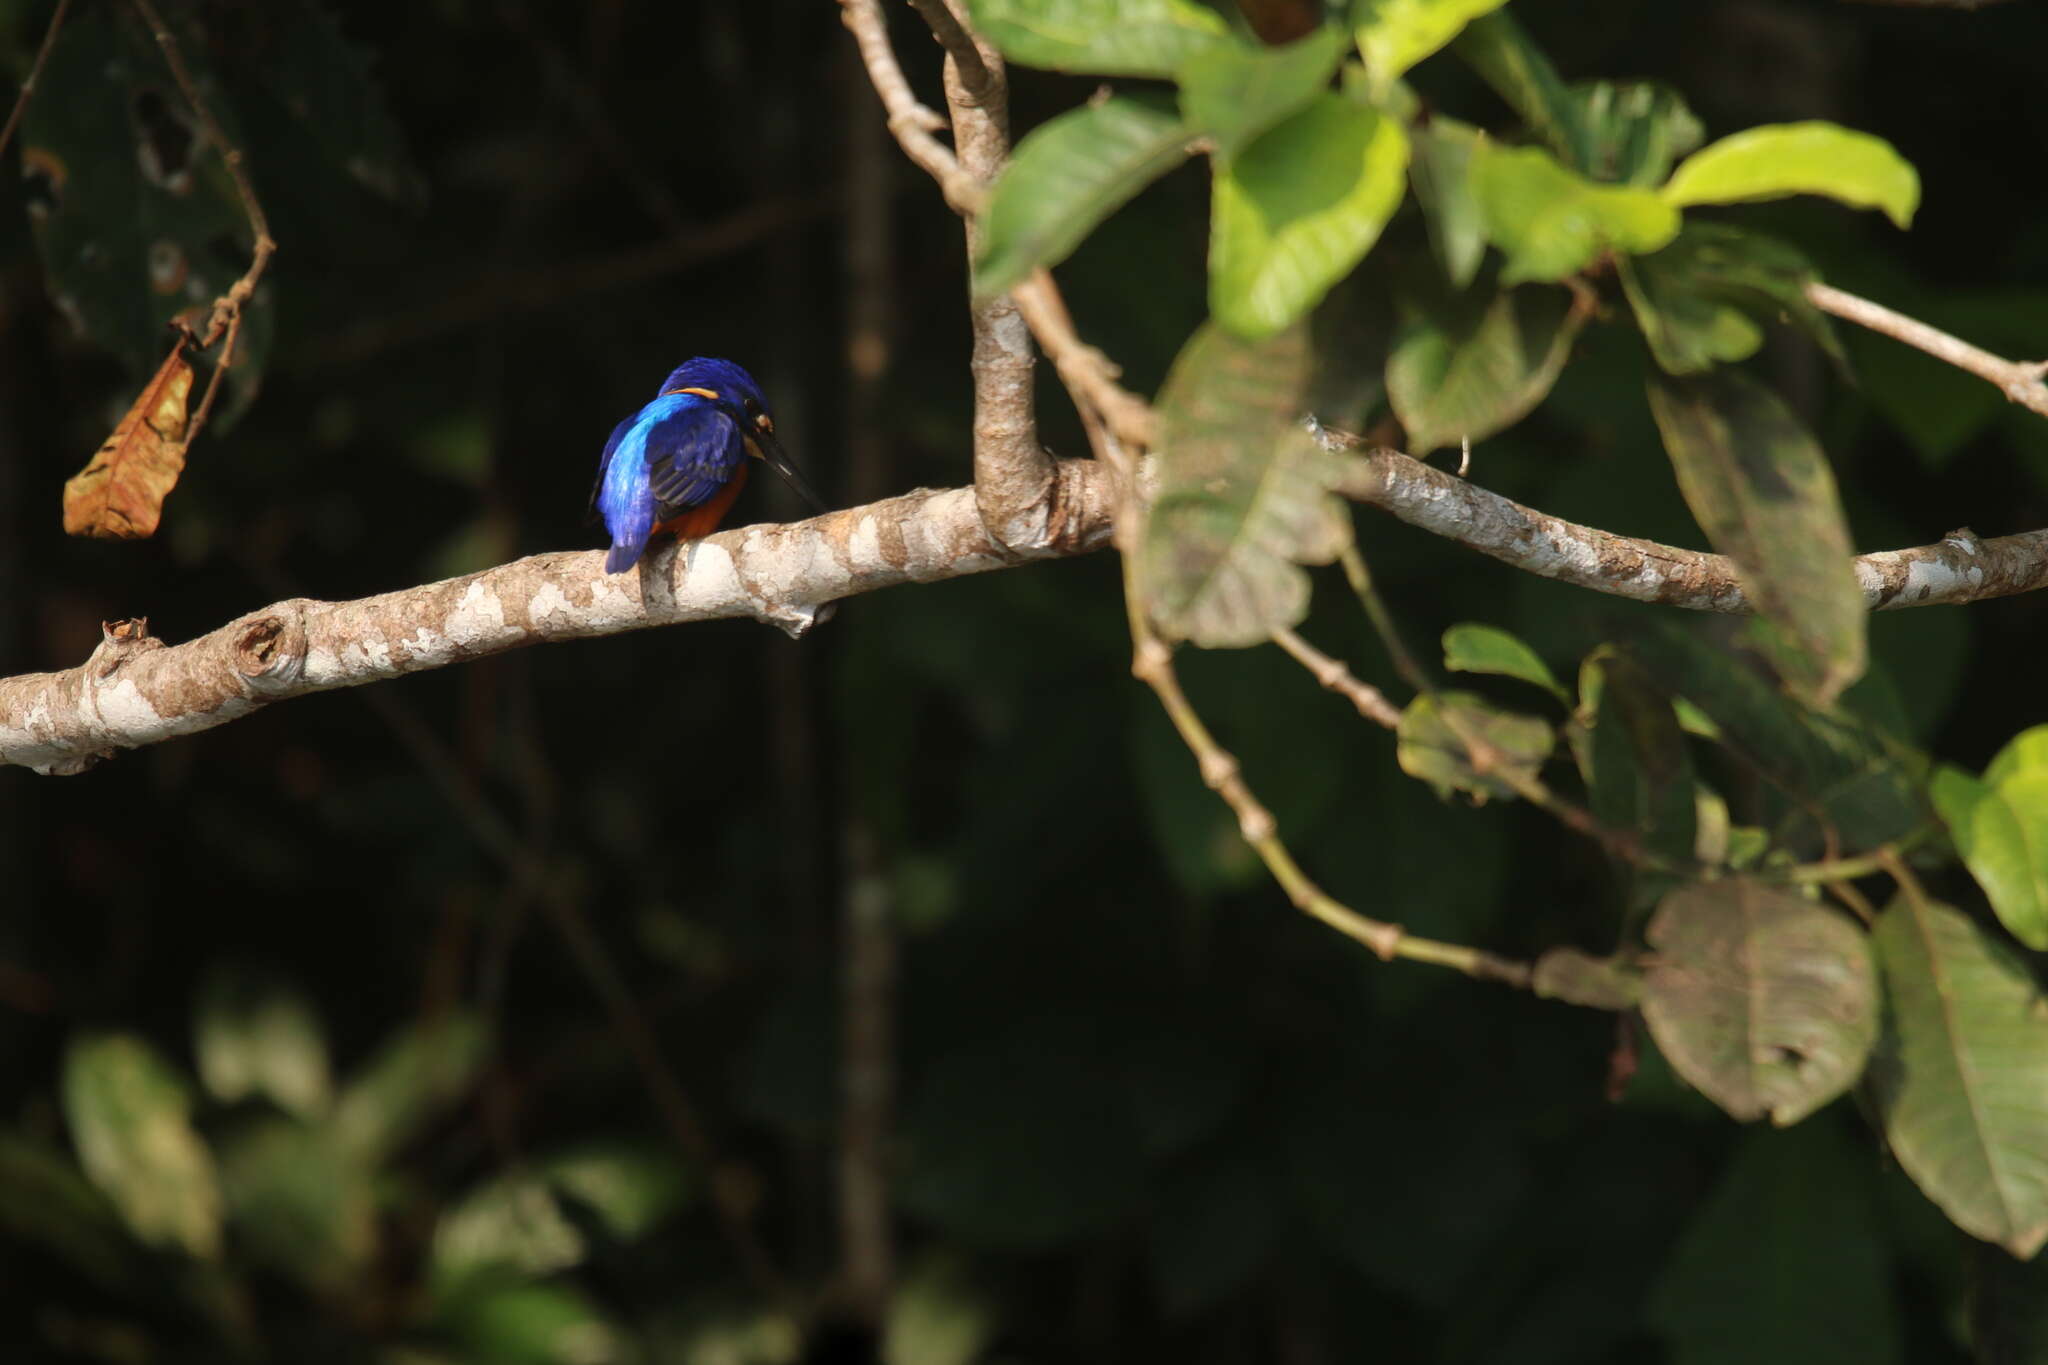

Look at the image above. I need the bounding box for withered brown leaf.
[64,343,195,540]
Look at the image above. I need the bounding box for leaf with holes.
[964,0,1230,77]
[1662,121,1920,228]
[1648,370,1865,708]
[1870,894,2048,1256]
[1209,95,1410,338]
[1141,323,1362,646]
[1473,143,1679,284]
[1179,26,1345,158]
[1639,880,1877,1125]
[63,1033,223,1258]
[1621,222,1844,376]
[1386,278,1587,453]
[1396,691,1553,801]
[975,94,1192,300]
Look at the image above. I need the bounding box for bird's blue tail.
[605,540,643,574]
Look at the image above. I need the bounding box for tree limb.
[1806,281,2048,421]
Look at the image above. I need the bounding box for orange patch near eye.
[661,385,721,399]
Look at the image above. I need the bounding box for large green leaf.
[1209,94,1410,338]
[1141,323,1361,646]
[1639,880,1878,1125]
[1870,895,2048,1257]
[1385,278,1587,453]
[964,0,1229,76]
[1662,121,1921,228]
[1932,763,2048,951]
[333,1012,488,1162]
[1570,80,1704,186]
[1179,25,1345,157]
[1351,0,1509,85]
[63,1033,223,1258]
[974,95,1192,299]
[194,966,333,1120]
[1472,143,1679,284]
[1408,119,1487,288]
[1621,222,1845,376]
[1647,369,1865,709]
[1396,691,1553,802]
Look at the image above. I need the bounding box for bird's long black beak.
[751,426,827,517]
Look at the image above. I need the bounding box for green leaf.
[1179,26,1345,158]
[1570,79,1704,186]
[1531,947,1641,1010]
[1621,222,1845,376]
[1209,94,1410,338]
[1142,322,1362,646]
[1647,369,1865,708]
[884,1255,997,1365]
[1441,622,1566,700]
[1396,691,1553,801]
[62,1033,223,1258]
[437,1280,628,1365]
[1450,11,1587,168]
[1932,765,2048,951]
[1351,0,1509,85]
[974,94,1190,300]
[1639,880,1878,1125]
[1662,121,1921,228]
[1985,724,2048,789]
[1408,119,1488,288]
[1386,278,1588,453]
[219,1117,375,1295]
[1870,894,2048,1257]
[1577,647,1697,895]
[1472,143,1680,284]
[964,0,1229,77]
[194,966,333,1120]
[333,1012,488,1162]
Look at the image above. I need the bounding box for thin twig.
[1807,281,2048,422]
[838,0,984,214]
[0,0,74,165]
[1270,626,1402,729]
[1011,270,1158,452]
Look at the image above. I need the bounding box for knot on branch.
[232,604,309,691]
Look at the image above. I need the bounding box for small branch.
[838,0,984,214]
[0,467,1119,775]
[1011,271,1158,453]
[1270,626,1402,729]
[1806,281,2048,422]
[0,0,74,165]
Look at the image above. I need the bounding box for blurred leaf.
[1531,948,1641,1010]
[1870,893,2048,1256]
[1179,25,1344,157]
[1646,1120,1901,1364]
[61,342,192,539]
[1932,764,2048,951]
[1386,278,1587,453]
[1621,223,1845,376]
[1350,0,1508,84]
[194,966,333,1120]
[1661,121,1921,229]
[1209,94,1409,338]
[218,1116,375,1295]
[1396,691,1553,801]
[1408,118,1487,288]
[1450,11,1586,167]
[1577,648,1696,896]
[1142,322,1362,645]
[883,1255,995,1365]
[1569,79,1703,186]
[1647,368,1865,708]
[0,1133,139,1291]
[1442,622,1566,700]
[1473,143,1679,284]
[1639,880,1877,1124]
[62,1033,223,1259]
[1986,725,2048,789]
[964,0,1229,76]
[436,1280,628,1365]
[1147,1146,1277,1317]
[334,1012,487,1163]
[974,94,1192,300]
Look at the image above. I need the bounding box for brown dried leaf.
[63,344,194,539]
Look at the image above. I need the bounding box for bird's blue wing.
[586,414,637,524]
[643,402,748,520]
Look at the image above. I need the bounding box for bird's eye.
[745,400,774,434]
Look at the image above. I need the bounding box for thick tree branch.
[1806,281,2048,421]
[0,468,1115,775]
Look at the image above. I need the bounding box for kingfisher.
[592,357,825,574]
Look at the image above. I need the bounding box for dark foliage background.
[3,1,2046,1361]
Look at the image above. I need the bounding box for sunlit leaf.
[1639,880,1878,1125]
[974,94,1192,300]
[1570,79,1703,186]
[334,1012,488,1162]
[1142,322,1362,646]
[1986,725,2048,789]
[1209,94,1410,338]
[1473,143,1679,284]
[1932,765,2048,951]
[62,343,192,540]
[1662,121,1921,228]
[62,1033,223,1259]
[1870,894,2048,1257]
[194,966,334,1120]
[1386,278,1587,452]
[1647,369,1865,708]
[1408,118,1487,288]
[1179,25,1345,157]
[1397,691,1553,801]
[1351,0,1509,85]
[219,1117,375,1295]
[1621,222,1844,376]
[1442,622,1566,700]
[964,0,1229,76]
